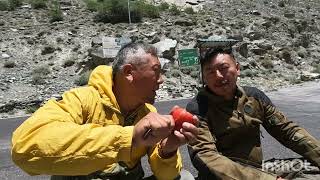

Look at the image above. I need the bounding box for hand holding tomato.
[170,106,197,130]
[158,106,199,158]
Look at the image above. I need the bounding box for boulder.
[153,38,177,60]
[238,43,249,58]
[174,18,196,26]
[251,48,267,55]
[300,72,320,81]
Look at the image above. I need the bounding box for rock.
[174,18,196,26]
[250,10,261,16]
[41,46,56,55]
[153,38,177,60]
[1,53,10,59]
[280,50,294,64]
[251,48,267,55]
[151,36,161,44]
[252,40,273,50]
[0,101,16,113]
[238,43,249,58]
[159,58,170,70]
[246,31,263,41]
[297,46,307,58]
[0,20,4,26]
[88,47,115,68]
[186,0,199,5]
[261,20,272,28]
[143,31,157,38]
[284,13,295,18]
[300,72,320,81]
[278,1,286,7]
[91,36,103,47]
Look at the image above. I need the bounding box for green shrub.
[184,7,194,14]
[135,0,159,18]
[3,61,15,68]
[84,0,99,11]
[75,70,92,86]
[261,59,274,69]
[190,71,199,79]
[0,1,9,11]
[30,0,47,9]
[95,0,142,23]
[32,73,46,85]
[169,69,181,78]
[8,0,22,10]
[169,4,180,15]
[90,0,160,23]
[31,66,50,85]
[32,66,50,75]
[158,2,169,11]
[49,0,63,23]
[63,59,75,68]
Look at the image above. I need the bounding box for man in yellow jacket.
[11,42,199,180]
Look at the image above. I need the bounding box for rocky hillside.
[0,0,320,118]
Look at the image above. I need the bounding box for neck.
[223,87,237,100]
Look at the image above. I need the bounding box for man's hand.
[132,112,174,148]
[159,116,199,158]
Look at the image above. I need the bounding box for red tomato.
[170,106,195,130]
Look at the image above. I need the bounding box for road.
[0,81,319,179]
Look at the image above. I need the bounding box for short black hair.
[200,47,235,67]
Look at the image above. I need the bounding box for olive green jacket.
[186,86,320,180]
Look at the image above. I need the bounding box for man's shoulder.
[242,86,273,106]
[186,92,208,118]
[66,86,100,99]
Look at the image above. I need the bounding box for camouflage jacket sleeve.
[188,119,276,180]
[186,97,277,180]
[261,98,320,168]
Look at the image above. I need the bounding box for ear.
[236,62,240,76]
[122,64,134,82]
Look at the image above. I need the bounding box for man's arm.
[147,112,199,180]
[188,119,277,180]
[262,102,320,167]
[11,87,134,176]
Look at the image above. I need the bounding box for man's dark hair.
[200,47,236,68]
[112,42,157,76]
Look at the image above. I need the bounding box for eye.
[220,64,229,70]
[152,66,162,76]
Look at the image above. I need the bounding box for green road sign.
[178,48,199,67]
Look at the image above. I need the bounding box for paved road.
[0,81,319,179]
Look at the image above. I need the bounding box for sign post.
[178,48,199,67]
[177,49,200,91]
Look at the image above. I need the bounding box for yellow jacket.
[11,65,182,180]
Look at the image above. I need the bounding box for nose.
[157,74,164,84]
[215,69,224,78]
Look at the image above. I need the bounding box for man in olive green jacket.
[186,48,320,180]
[12,42,198,180]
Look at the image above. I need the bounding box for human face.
[203,53,240,100]
[131,53,164,104]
